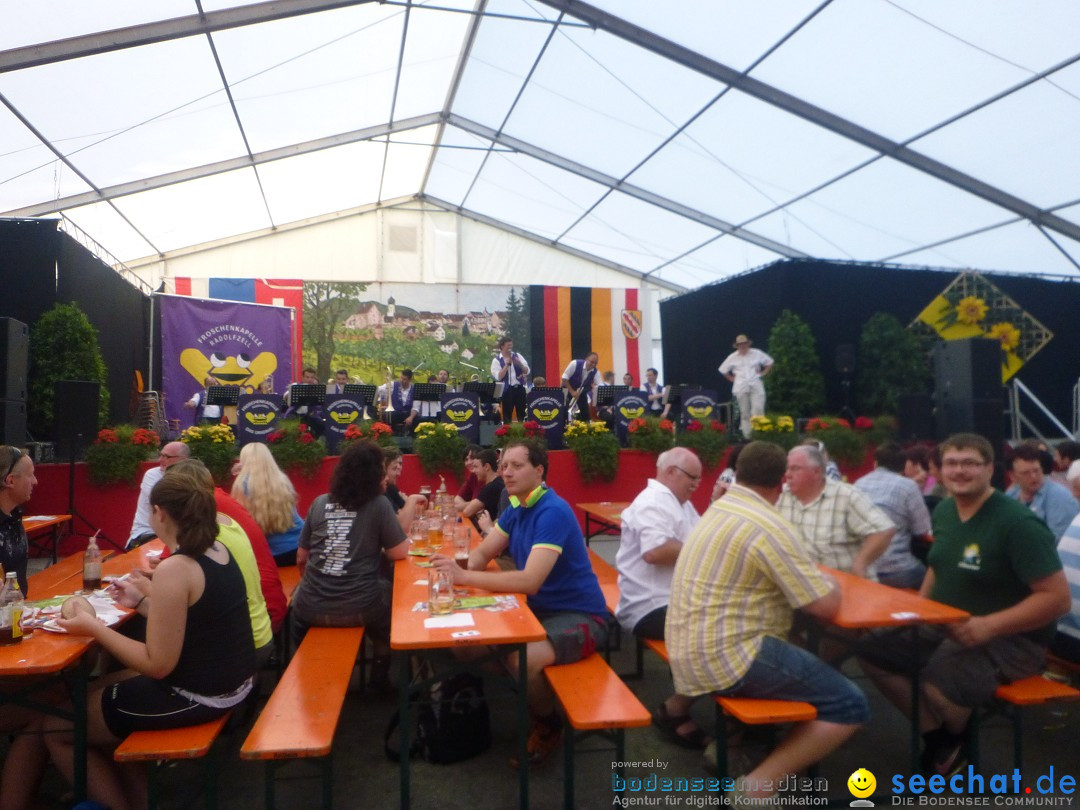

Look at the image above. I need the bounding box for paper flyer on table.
[423,614,475,629]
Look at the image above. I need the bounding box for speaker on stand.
[933,338,1006,484]
[54,380,122,552]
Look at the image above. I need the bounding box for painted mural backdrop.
[168,279,652,389]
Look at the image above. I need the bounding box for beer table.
[23,514,72,564]
[816,566,970,774]
[390,547,545,810]
[577,501,628,544]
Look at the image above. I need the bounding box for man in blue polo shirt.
[433,440,607,767]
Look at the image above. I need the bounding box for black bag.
[384,669,492,765]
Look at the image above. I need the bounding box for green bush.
[675,420,729,469]
[563,421,619,483]
[856,312,931,414]
[764,310,825,417]
[267,419,327,478]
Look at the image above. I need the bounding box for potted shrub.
[338,420,396,454]
[413,422,467,477]
[749,414,800,451]
[84,426,160,485]
[179,423,240,485]
[266,419,328,478]
[675,419,729,469]
[804,417,864,465]
[626,417,676,455]
[563,421,619,483]
[493,420,547,451]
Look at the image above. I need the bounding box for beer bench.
[545,653,651,810]
[113,711,233,810]
[241,625,366,810]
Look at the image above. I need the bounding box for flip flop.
[651,703,711,750]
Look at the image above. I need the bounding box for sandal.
[652,703,711,750]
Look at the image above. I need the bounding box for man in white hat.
[719,334,773,438]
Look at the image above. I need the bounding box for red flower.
[523,421,542,435]
[805,418,825,432]
[627,418,644,433]
[297,423,309,433]
[299,432,315,444]
[836,418,851,429]
[373,422,392,435]
[854,416,874,431]
[494,425,509,437]
[711,422,726,432]
[659,420,675,433]
[268,431,285,443]
[685,420,703,432]
[96,429,118,444]
[344,424,362,439]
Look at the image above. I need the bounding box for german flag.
[528,286,651,387]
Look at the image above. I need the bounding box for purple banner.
[161,296,293,429]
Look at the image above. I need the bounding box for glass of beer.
[428,569,455,615]
[410,519,429,556]
[453,525,470,569]
[427,517,443,551]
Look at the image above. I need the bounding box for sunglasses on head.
[2,448,23,481]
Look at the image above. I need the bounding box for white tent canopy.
[3,0,1080,293]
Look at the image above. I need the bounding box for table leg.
[584,516,593,547]
[399,654,411,810]
[73,656,88,801]
[518,643,529,810]
[909,626,921,775]
[51,524,60,565]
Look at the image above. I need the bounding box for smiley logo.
[444,407,474,423]
[618,404,646,419]
[847,768,876,800]
[180,348,277,391]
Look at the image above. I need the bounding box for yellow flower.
[956,296,988,325]
[986,322,1020,352]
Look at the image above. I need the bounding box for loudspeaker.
[896,393,934,441]
[0,318,28,402]
[0,400,26,445]
[54,380,100,451]
[835,344,856,375]
[933,338,1002,402]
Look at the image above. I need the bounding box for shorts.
[290,581,392,652]
[536,611,609,665]
[101,675,232,739]
[857,626,1047,708]
[632,606,667,641]
[719,635,870,726]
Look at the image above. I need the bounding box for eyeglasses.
[673,465,701,483]
[2,448,23,480]
[159,452,182,460]
[942,459,988,470]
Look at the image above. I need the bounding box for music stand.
[595,385,630,408]
[412,383,446,402]
[343,383,378,405]
[530,387,565,398]
[288,384,325,407]
[206,385,240,408]
[463,381,499,422]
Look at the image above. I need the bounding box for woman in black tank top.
[44,462,255,810]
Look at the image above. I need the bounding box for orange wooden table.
[390,542,545,810]
[577,501,628,544]
[818,566,970,774]
[23,514,72,564]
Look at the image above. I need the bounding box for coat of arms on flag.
[621,309,642,340]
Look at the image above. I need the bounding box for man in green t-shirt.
[858,433,1070,777]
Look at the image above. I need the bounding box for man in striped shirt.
[667,442,868,800]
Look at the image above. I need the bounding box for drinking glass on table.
[428,568,455,615]
[453,524,470,569]
[426,517,443,551]
[410,519,429,556]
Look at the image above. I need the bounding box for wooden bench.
[970,674,1080,771]
[545,653,651,810]
[587,549,622,661]
[275,565,302,668]
[278,565,301,604]
[241,625,366,809]
[113,711,233,810]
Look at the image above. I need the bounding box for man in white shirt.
[127,441,190,548]
[615,447,706,748]
[719,334,773,438]
[561,352,599,421]
[491,337,530,424]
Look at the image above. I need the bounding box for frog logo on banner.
[527,391,565,450]
[236,394,283,445]
[441,393,479,444]
[681,389,717,429]
[615,391,649,445]
[323,394,364,454]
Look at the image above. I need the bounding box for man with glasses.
[0,445,37,594]
[615,447,705,748]
[858,433,1070,777]
[778,444,895,578]
[126,441,191,549]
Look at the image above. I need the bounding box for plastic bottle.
[83,533,102,592]
[0,572,24,645]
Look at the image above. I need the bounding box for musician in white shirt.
[491,337,530,424]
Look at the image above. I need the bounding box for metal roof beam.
[0,0,380,74]
[534,0,1080,246]
[3,113,442,218]
[420,193,687,294]
[446,113,805,259]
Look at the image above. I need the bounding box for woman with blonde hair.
[231,442,302,566]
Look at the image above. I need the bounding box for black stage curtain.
[0,219,60,328]
[661,259,1080,433]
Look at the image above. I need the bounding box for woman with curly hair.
[290,442,407,685]
[231,441,303,566]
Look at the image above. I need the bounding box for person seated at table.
[615,448,704,748]
[291,442,407,689]
[432,441,608,767]
[45,469,256,810]
[0,445,35,595]
[459,449,504,530]
[382,445,427,530]
[1054,510,1080,664]
[666,442,868,800]
[857,433,1070,777]
[230,442,303,566]
[777,443,895,578]
[127,441,191,550]
[453,445,483,512]
[1005,442,1079,540]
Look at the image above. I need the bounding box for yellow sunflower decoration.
[956,296,988,325]
[986,322,1021,352]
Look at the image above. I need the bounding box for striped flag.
[529,286,651,386]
